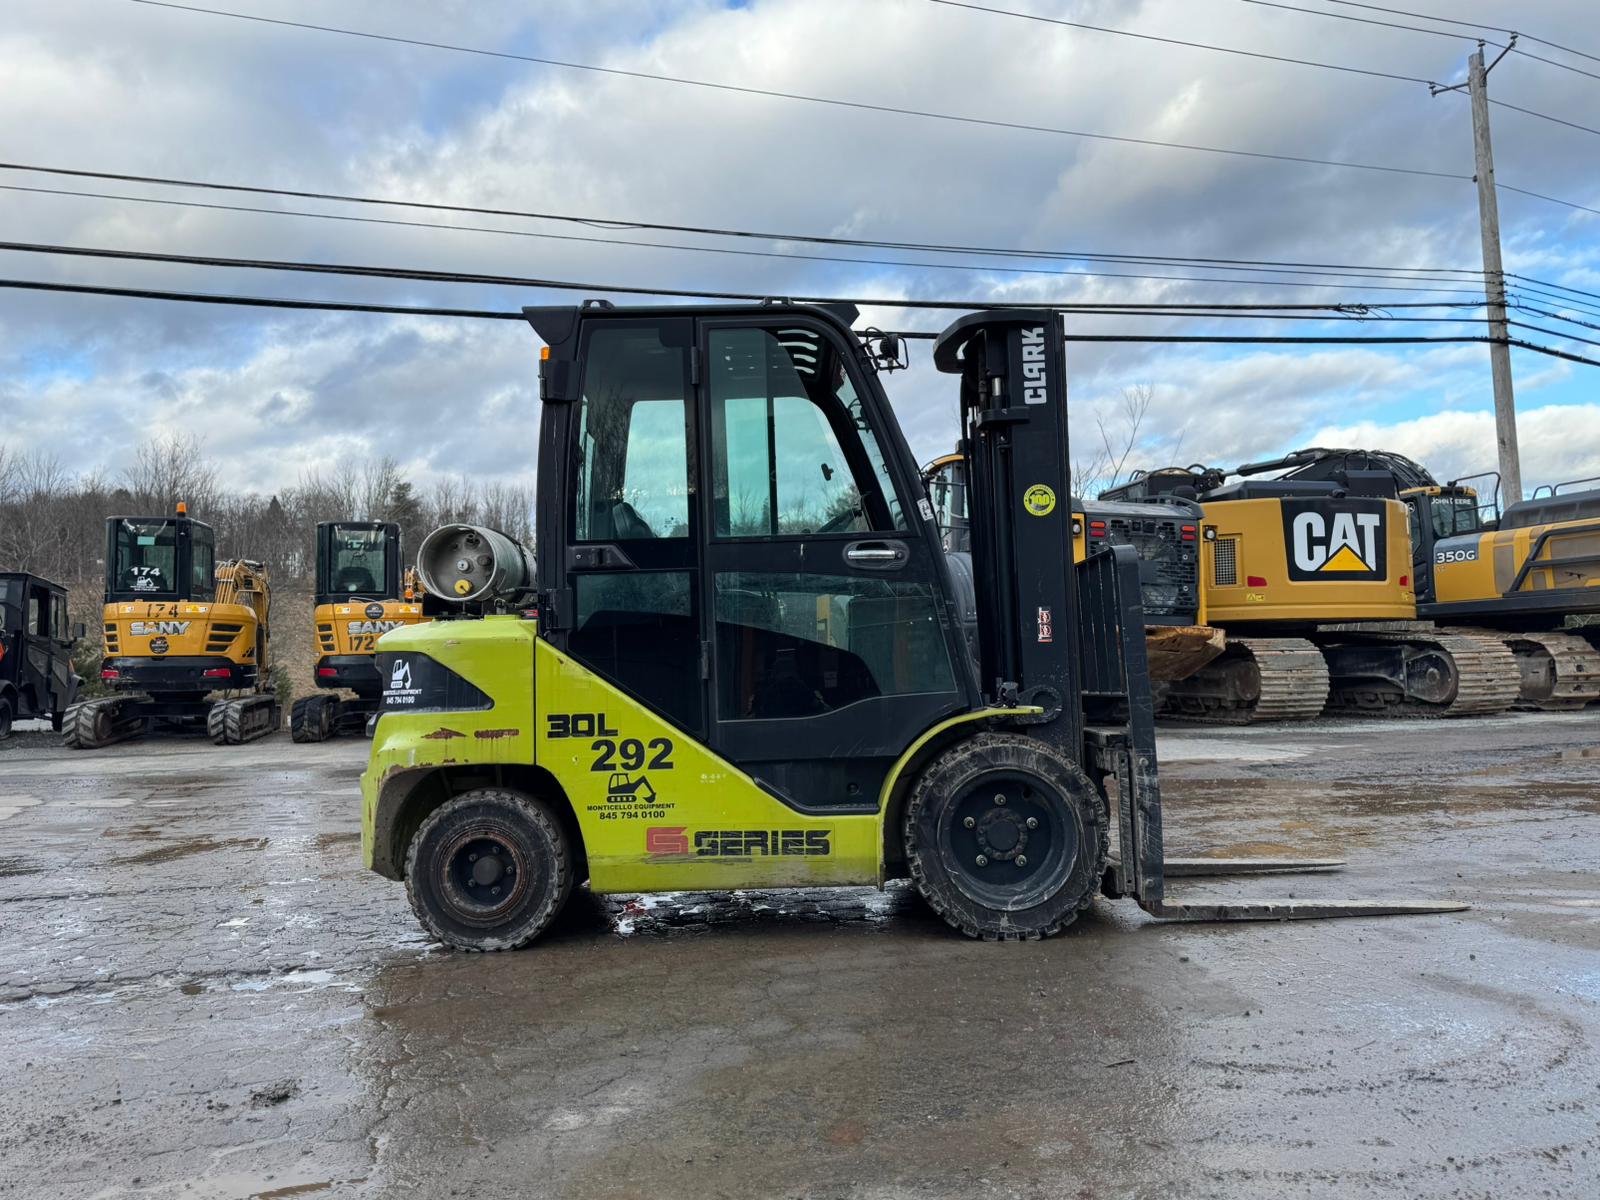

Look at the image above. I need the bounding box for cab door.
[695,318,968,813]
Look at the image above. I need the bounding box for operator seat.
[336,566,379,594]
[590,500,656,540]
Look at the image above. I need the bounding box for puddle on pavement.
[110,836,270,866]
[312,831,359,850]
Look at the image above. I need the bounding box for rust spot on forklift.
[473,728,520,740]
[421,728,465,741]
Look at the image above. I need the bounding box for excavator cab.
[66,510,278,749]
[291,521,429,742]
[359,303,1460,951]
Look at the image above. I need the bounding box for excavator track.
[1500,630,1600,710]
[62,697,147,750]
[1160,637,1330,724]
[1325,630,1519,717]
[206,695,281,745]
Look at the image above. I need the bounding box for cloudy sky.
[2,0,1597,503]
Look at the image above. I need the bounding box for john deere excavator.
[358,300,1456,951]
[1102,460,1521,722]
[922,452,1223,683]
[290,521,430,742]
[65,507,280,748]
[1229,448,1600,710]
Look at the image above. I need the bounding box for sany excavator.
[1231,449,1600,710]
[358,301,1457,951]
[290,521,430,742]
[921,452,1224,684]
[65,506,280,748]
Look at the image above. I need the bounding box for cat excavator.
[358,300,1458,951]
[1101,461,1519,722]
[65,506,280,748]
[1231,448,1600,710]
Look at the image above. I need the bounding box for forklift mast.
[933,312,1081,753]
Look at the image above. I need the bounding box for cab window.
[333,527,388,595]
[707,326,905,538]
[573,325,693,541]
[190,526,216,600]
[27,591,44,636]
[115,520,179,595]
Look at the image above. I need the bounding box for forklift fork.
[1080,547,1468,924]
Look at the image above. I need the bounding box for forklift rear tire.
[405,788,575,951]
[904,732,1108,941]
[0,699,12,740]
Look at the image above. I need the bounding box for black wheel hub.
[942,773,1078,909]
[442,832,528,922]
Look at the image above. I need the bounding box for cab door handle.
[844,540,909,569]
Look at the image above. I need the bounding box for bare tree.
[1073,384,1153,499]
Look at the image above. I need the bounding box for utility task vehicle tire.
[904,732,1108,941]
[0,698,12,740]
[290,695,334,743]
[405,788,575,951]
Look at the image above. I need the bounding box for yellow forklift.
[65,507,279,748]
[291,521,430,742]
[358,301,1458,950]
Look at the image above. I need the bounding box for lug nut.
[491,886,501,896]
[469,853,478,862]
[963,816,976,829]
[1026,817,1038,830]
[994,793,1006,805]
[1016,855,1028,867]
[975,854,989,867]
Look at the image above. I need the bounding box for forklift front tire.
[904,732,1108,941]
[405,788,575,952]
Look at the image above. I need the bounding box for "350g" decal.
[1434,547,1478,564]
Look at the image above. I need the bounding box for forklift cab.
[104,516,216,603]
[316,522,402,605]
[0,572,79,734]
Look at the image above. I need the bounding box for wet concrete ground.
[1,712,1597,1199]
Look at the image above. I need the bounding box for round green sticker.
[1023,484,1056,517]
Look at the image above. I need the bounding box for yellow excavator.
[921,453,1224,683]
[65,506,280,748]
[291,520,430,742]
[1101,461,1518,721]
[1234,449,1600,710]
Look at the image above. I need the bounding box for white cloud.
[1,0,1597,494]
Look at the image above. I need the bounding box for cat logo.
[1281,499,1389,582]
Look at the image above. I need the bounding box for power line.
[1320,1,1600,67]
[1511,274,1600,307]
[0,161,1489,279]
[1237,0,1491,44]
[1496,183,1600,219]
[0,237,1491,315]
[1487,98,1600,141]
[0,181,1494,299]
[127,0,1470,181]
[8,276,1596,366]
[924,0,1436,84]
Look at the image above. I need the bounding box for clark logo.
[1020,326,1048,405]
[1281,499,1388,582]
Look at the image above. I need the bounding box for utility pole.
[1439,41,1522,504]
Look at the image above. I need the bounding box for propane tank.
[415,524,536,606]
